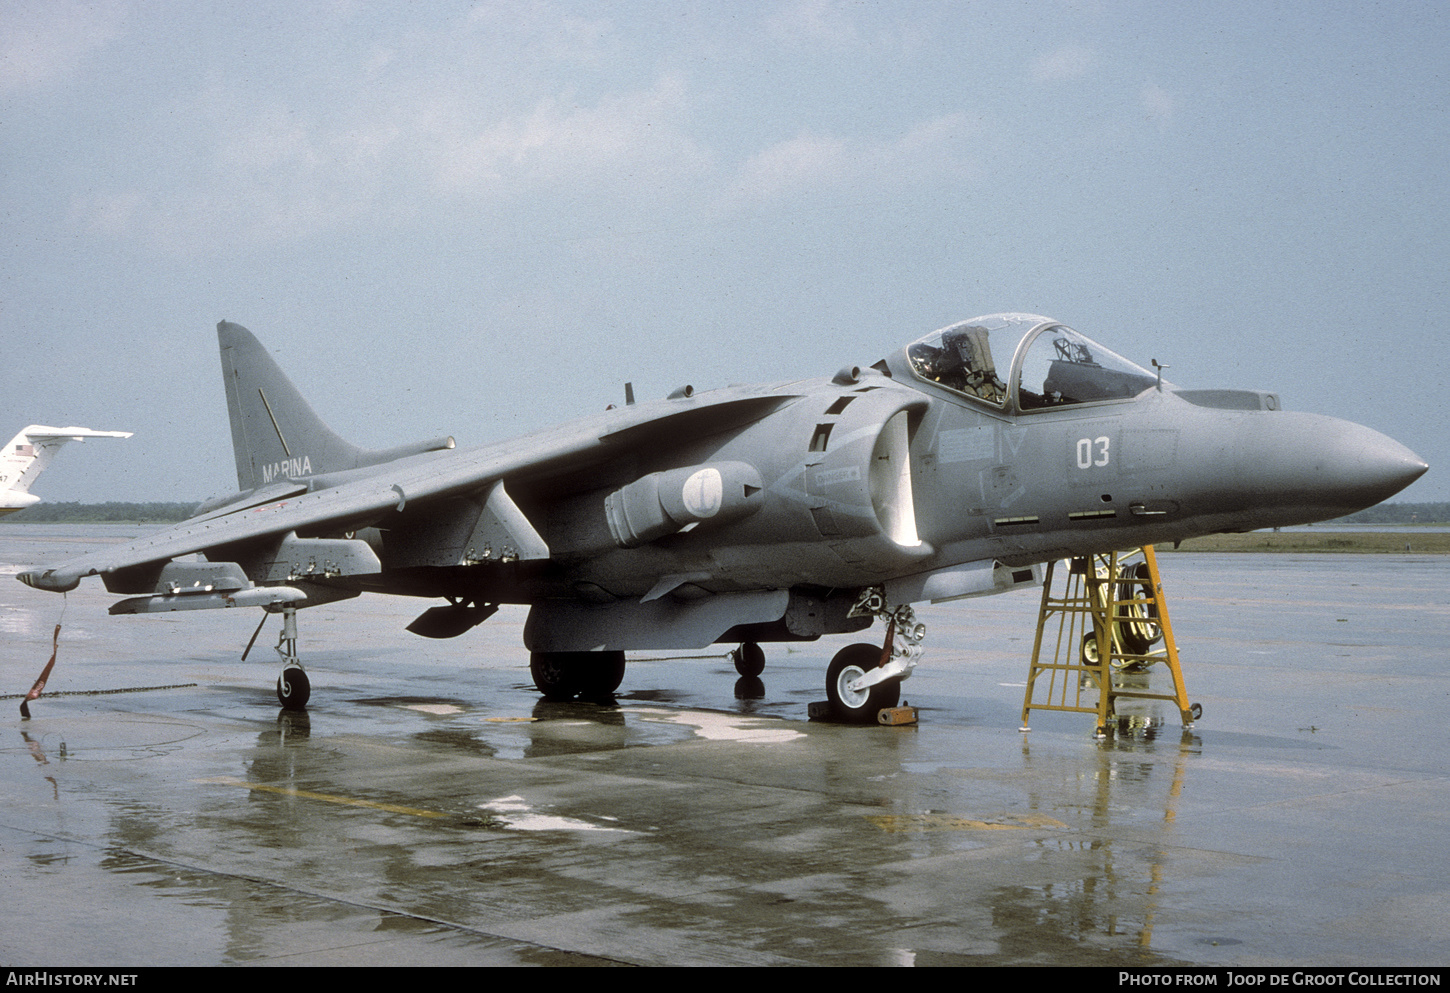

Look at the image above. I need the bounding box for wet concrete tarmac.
[1,526,1447,966]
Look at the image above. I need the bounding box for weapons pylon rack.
[1019,545,1199,736]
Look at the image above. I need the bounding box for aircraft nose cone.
[1306,421,1425,508]
[1244,414,1427,516]
[1353,432,1428,502]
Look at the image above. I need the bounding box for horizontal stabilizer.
[15,427,132,442]
[191,482,310,522]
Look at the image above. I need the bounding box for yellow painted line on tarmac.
[865,812,1069,832]
[196,776,447,818]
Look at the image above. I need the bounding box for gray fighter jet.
[18,315,1427,719]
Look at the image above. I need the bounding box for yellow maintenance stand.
[1019,545,1200,736]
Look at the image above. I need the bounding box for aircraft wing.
[18,427,592,592]
[18,391,798,594]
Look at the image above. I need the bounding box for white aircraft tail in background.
[1,425,132,513]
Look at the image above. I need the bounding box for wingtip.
[16,569,79,593]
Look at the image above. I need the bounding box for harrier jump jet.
[18,316,1427,719]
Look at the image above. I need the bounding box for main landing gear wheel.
[277,665,310,710]
[530,651,627,700]
[732,641,765,677]
[583,651,627,697]
[826,643,900,724]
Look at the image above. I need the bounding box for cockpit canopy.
[904,313,1161,412]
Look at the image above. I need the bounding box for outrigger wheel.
[825,643,901,723]
[273,605,310,711]
[277,665,310,710]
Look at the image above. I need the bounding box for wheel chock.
[877,705,918,726]
[807,701,919,725]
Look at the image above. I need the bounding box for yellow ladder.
[1019,545,1199,736]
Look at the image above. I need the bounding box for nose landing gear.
[826,643,900,720]
[822,589,924,723]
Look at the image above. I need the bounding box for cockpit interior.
[906,314,1160,413]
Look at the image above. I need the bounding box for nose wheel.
[826,643,901,722]
[821,589,924,723]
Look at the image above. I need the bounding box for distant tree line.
[1334,502,1450,525]
[3,501,200,523]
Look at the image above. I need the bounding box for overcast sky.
[3,1,1445,505]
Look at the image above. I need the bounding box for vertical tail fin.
[218,321,367,491]
[217,321,455,492]
[1,425,132,512]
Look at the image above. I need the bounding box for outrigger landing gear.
[274,605,310,710]
[824,588,924,723]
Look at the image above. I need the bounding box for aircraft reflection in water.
[1004,718,1199,953]
[17,315,1426,719]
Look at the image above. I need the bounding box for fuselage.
[13,316,1426,659]
[351,315,1426,613]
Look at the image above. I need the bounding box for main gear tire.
[531,652,582,700]
[578,651,627,698]
[530,651,627,700]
